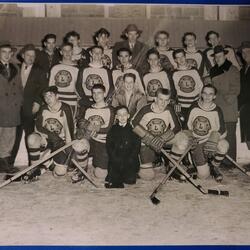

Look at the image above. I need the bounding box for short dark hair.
[63,30,80,43]
[182,32,196,47]
[202,84,217,95]
[156,88,171,97]
[43,33,56,43]
[94,28,110,39]
[89,45,104,53]
[146,48,160,59]
[173,48,186,59]
[117,47,132,57]
[205,30,219,43]
[154,30,170,46]
[115,105,130,115]
[60,42,73,50]
[91,84,106,93]
[41,86,58,97]
[123,72,136,82]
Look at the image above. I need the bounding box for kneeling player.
[186,84,229,182]
[131,88,191,181]
[26,86,89,182]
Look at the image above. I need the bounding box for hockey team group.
[0,23,250,190]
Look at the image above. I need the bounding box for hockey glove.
[47,131,65,151]
[159,130,175,144]
[204,131,220,158]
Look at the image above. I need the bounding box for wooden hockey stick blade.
[0,140,76,189]
[225,155,250,176]
[71,159,99,188]
[150,195,160,205]
[208,189,229,196]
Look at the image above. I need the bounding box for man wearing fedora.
[238,42,250,169]
[11,44,48,166]
[0,41,23,173]
[210,45,240,163]
[112,24,148,73]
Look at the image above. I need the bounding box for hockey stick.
[161,149,229,197]
[225,154,250,177]
[0,140,76,189]
[71,159,99,188]
[150,144,193,205]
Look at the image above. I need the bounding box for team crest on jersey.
[102,54,112,69]
[146,118,166,136]
[44,118,63,134]
[178,75,196,93]
[147,79,163,97]
[86,74,104,90]
[115,75,124,89]
[159,54,174,71]
[54,70,72,88]
[193,116,211,136]
[186,58,198,69]
[88,115,105,132]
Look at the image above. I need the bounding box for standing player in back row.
[49,42,79,117]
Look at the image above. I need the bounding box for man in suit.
[0,41,23,173]
[112,24,148,73]
[11,44,48,165]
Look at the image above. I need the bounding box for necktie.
[5,64,10,78]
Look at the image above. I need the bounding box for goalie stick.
[225,155,250,177]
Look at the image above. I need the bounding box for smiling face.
[92,88,105,104]
[208,33,220,48]
[43,91,58,108]
[201,86,216,104]
[67,36,80,47]
[126,31,139,44]
[44,38,56,53]
[118,51,131,66]
[174,51,186,67]
[116,108,130,126]
[96,33,109,48]
[184,34,196,48]
[0,47,13,63]
[156,33,169,48]
[155,92,170,112]
[61,45,73,61]
[124,76,135,92]
[148,53,160,68]
[91,47,103,63]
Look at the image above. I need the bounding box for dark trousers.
[225,122,237,161]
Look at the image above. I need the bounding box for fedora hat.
[211,45,229,57]
[0,40,17,52]
[123,24,142,34]
[19,44,36,55]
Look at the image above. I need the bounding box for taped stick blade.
[150,195,161,205]
[208,189,229,196]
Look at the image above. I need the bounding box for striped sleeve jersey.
[186,101,226,143]
[185,49,205,77]
[172,67,203,109]
[49,63,79,110]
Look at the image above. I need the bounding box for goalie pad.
[133,125,164,153]
[204,131,220,157]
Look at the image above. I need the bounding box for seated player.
[26,86,89,182]
[76,45,114,107]
[172,49,203,122]
[76,84,115,181]
[131,88,191,181]
[112,73,146,118]
[112,47,145,94]
[182,32,206,77]
[49,42,79,117]
[154,30,177,72]
[63,30,90,68]
[143,49,174,103]
[105,106,141,188]
[186,84,229,182]
[92,28,113,69]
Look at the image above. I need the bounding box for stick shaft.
[71,159,98,188]
[0,140,76,188]
[225,155,250,176]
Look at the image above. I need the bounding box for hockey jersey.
[156,48,177,72]
[172,67,203,108]
[186,101,226,143]
[112,66,145,94]
[80,104,115,143]
[35,102,74,144]
[76,64,114,105]
[143,70,171,103]
[131,103,181,135]
[49,63,79,114]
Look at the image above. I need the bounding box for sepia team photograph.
[0,2,250,245]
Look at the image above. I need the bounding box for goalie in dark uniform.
[25,86,90,182]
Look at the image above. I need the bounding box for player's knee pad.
[217,139,229,155]
[197,163,210,179]
[72,139,90,153]
[139,163,155,180]
[174,131,189,152]
[27,133,41,148]
[94,167,107,179]
[53,163,67,177]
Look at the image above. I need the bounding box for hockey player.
[49,42,79,117]
[182,32,206,77]
[63,30,90,68]
[154,30,177,73]
[112,73,147,117]
[143,49,174,103]
[172,49,203,122]
[105,105,141,188]
[112,47,145,94]
[76,84,115,180]
[203,30,241,74]
[131,88,191,181]
[92,28,113,69]
[186,84,229,182]
[26,86,89,182]
[76,45,114,107]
